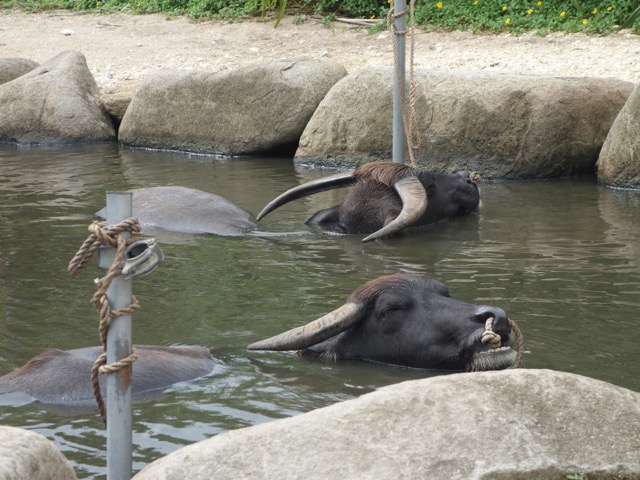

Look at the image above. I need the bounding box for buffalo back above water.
[0,345,218,408]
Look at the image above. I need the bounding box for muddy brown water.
[0,143,639,478]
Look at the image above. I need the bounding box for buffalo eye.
[375,296,412,334]
[380,303,405,316]
[376,292,412,315]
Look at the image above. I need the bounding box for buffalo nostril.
[473,306,503,321]
[454,171,470,182]
[473,306,510,335]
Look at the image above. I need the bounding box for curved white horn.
[256,171,356,221]
[247,302,362,351]
[362,176,428,242]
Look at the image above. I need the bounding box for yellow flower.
[592,8,598,14]
[527,9,533,14]
[436,1,443,8]
[537,1,542,5]
[502,5,507,11]
[560,11,566,17]
[582,18,588,24]
[473,0,478,4]
[505,17,511,24]
[607,6,612,12]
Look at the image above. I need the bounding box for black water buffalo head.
[248,274,521,371]
[256,161,481,242]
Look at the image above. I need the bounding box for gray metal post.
[392,0,407,164]
[99,191,133,480]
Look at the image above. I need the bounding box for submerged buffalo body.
[257,161,481,242]
[249,274,520,371]
[96,185,256,236]
[0,345,218,407]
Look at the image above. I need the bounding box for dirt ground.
[1,11,639,96]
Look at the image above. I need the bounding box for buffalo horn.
[362,175,428,242]
[247,302,362,351]
[256,171,356,221]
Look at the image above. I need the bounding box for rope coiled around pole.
[68,218,142,425]
[387,0,421,167]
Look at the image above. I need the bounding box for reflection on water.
[1,144,639,478]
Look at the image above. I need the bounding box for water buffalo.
[248,274,521,371]
[0,345,219,409]
[257,161,481,242]
[95,185,256,236]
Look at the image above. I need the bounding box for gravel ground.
[1,11,638,95]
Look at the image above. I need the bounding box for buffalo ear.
[305,205,341,228]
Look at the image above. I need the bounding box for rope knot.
[469,171,481,185]
[68,218,141,275]
[481,317,502,349]
[480,317,525,369]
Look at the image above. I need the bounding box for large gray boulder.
[133,369,640,480]
[119,59,347,155]
[597,82,640,188]
[101,91,133,129]
[295,68,633,179]
[0,426,77,480]
[0,50,115,145]
[0,57,39,85]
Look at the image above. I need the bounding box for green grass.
[1,0,638,33]
[414,0,640,34]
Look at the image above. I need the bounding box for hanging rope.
[387,0,422,167]
[68,218,142,425]
[481,316,525,368]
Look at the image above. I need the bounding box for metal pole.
[99,191,133,480]
[392,0,407,164]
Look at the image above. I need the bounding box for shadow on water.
[1,144,639,478]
